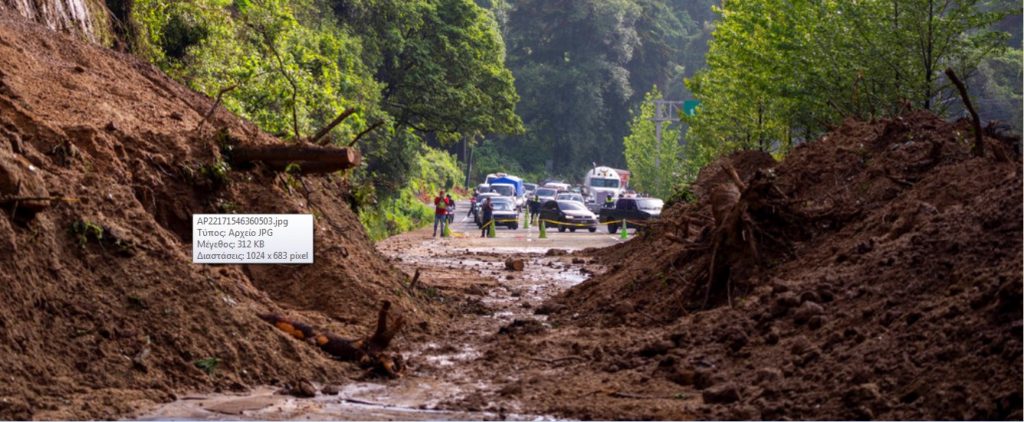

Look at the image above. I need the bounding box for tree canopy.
[473,0,717,181]
[674,0,1016,192]
[132,0,521,238]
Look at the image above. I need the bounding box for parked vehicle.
[475,183,491,195]
[539,200,598,233]
[524,183,538,195]
[489,175,526,207]
[489,183,517,199]
[543,182,571,192]
[476,197,519,230]
[535,187,558,204]
[555,192,585,203]
[598,197,664,233]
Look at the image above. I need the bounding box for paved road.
[441,200,627,252]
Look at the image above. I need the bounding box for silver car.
[555,192,585,203]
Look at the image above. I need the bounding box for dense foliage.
[471,0,717,182]
[681,0,1015,187]
[124,0,1018,230]
[131,0,520,239]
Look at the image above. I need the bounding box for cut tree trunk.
[231,144,361,174]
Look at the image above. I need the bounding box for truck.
[598,197,664,233]
[583,166,623,210]
[489,175,526,208]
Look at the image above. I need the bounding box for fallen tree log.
[259,300,405,378]
[232,144,360,166]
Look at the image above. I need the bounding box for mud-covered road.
[140,202,672,420]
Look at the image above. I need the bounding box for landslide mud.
[548,112,1023,419]
[0,13,433,419]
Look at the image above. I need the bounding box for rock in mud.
[639,340,674,357]
[281,379,317,398]
[321,385,340,395]
[498,318,546,336]
[694,368,718,390]
[545,249,568,256]
[702,382,740,404]
[505,258,525,271]
[658,359,696,386]
[534,302,566,315]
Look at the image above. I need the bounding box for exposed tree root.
[702,164,799,309]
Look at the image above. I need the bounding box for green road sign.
[683,99,701,116]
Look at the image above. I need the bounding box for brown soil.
[542,112,1023,419]
[0,13,433,419]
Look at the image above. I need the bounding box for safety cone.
[619,219,628,240]
[539,220,547,239]
[443,223,452,238]
[488,220,496,238]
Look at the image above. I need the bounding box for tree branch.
[944,68,983,157]
[312,107,357,145]
[349,121,384,147]
[195,84,238,131]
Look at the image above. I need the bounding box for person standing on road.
[604,194,615,208]
[446,193,456,224]
[480,197,493,238]
[528,194,541,224]
[433,189,451,237]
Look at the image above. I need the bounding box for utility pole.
[651,100,683,194]
[463,135,473,188]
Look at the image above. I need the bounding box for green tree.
[480,0,718,180]
[684,0,1013,163]
[623,86,683,198]
[330,0,523,143]
[971,48,1023,127]
[132,0,522,238]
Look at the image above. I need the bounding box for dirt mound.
[552,111,1022,418]
[0,14,427,419]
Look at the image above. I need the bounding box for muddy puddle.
[137,385,524,421]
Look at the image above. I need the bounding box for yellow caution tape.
[480,218,519,229]
[539,219,598,228]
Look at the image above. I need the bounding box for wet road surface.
[138,200,625,420]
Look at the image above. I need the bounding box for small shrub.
[193,357,220,375]
[199,160,231,188]
[70,220,104,248]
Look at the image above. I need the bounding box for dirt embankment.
[549,112,1023,419]
[0,13,428,419]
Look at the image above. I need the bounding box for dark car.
[599,197,663,233]
[476,197,520,230]
[539,200,598,233]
